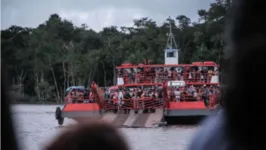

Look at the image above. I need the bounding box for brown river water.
[12,105,199,150]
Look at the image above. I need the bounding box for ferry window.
[167,52,175,57]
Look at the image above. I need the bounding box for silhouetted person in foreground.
[46,121,130,150]
[189,0,266,150]
[2,65,19,150]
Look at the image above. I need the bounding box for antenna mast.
[166,17,178,49]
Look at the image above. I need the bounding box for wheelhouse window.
[167,51,176,57]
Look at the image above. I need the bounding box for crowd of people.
[168,85,220,107]
[103,86,164,113]
[64,83,220,109]
[64,88,93,103]
[105,86,163,101]
[64,65,220,107]
[104,84,220,109]
[117,66,219,84]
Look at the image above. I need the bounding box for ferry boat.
[55,23,220,127]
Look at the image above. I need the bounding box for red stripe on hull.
[168,101,206,110]
[63,103,100,112]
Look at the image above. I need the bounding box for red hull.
[168,101,206,110]
[166,101,209,117]
[60,102,209,121]
[61,103,101,120]
[63,103,100,112]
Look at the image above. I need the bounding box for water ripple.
[12,104,197,150]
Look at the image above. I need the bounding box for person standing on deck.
[202,85,209,107]
[118,89,124,110]
[83,89,89,103]
[136,72,141,83]
[174,88,181,102]
[207,68,213,83]
[188,85,196,95]
[155,68,160,83]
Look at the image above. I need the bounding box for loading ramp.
[101,109,164,128]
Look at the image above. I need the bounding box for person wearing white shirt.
[174,89,181,102]
[118,90,124,107]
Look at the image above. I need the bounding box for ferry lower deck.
[56,102,213,127]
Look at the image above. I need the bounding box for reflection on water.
[12,105,198,150]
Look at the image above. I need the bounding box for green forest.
[1,0,231,103]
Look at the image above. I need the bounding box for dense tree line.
[1,0,231,103]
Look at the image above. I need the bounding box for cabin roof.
[116,63,219,69]
[117,83,163,87]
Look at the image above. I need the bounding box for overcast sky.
[1,0,213,31]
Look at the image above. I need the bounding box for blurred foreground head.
[46,121,130,150]
[223,0,266,148]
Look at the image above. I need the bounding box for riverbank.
[8,91,63,105]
